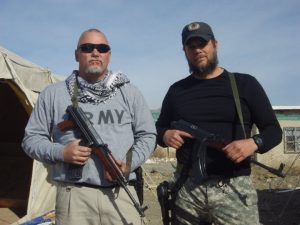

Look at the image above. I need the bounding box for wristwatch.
[252,135,263,152]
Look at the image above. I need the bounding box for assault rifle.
[58,105,145,217]
[171,120,285,179]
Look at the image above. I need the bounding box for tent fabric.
[0,46,62,224]
[0,46,61,91]
[0,46,61,108]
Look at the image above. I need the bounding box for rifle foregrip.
[57,120,75,132]
[93,148,126,182]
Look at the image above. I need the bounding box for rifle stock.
[58,105,145,217]
[171,120,285,178]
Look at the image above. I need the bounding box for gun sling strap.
[228,72,247,139]
[228,73,286,177]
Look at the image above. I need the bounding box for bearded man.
[156,22,282,225]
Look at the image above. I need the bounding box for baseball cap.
[182,22,215,45]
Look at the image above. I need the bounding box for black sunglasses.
[77,43,111,53]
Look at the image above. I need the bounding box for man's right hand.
[163,129,194,149]
[63,139,92,165]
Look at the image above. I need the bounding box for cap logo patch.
[188,23,200,31]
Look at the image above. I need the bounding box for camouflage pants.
[173,176,260,225]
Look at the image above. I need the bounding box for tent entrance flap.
[0,82,32,217]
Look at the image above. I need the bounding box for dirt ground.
[142,159,300,225]
[1,159,299,225]
[0,209,19,225]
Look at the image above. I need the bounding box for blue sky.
[1,0,299,109]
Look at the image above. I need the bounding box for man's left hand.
[104,159,127,182]
[222,138,258,163]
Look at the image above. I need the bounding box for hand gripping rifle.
[58,105,145,217]
[171,120,285,179]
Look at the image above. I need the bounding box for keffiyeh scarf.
[66,70,130,104]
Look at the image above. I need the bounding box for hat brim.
[183,34,211,45]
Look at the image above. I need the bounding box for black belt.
[76,181,136,189]
[75,182,118,189]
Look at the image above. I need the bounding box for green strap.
[228,72,247,139]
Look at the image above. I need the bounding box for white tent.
[0,46,62,224]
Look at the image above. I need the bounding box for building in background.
[256,106,300,173]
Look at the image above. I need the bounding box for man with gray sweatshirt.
[22,29,156,225]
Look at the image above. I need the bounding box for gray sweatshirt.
[22,77,156,186]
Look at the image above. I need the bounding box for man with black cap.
[156,22,282,224]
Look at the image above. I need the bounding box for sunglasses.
[77,43,111,53]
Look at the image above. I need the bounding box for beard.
[85,65,105,76]
[187,49,219,78]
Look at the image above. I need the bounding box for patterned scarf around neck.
[66,70,130,105]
